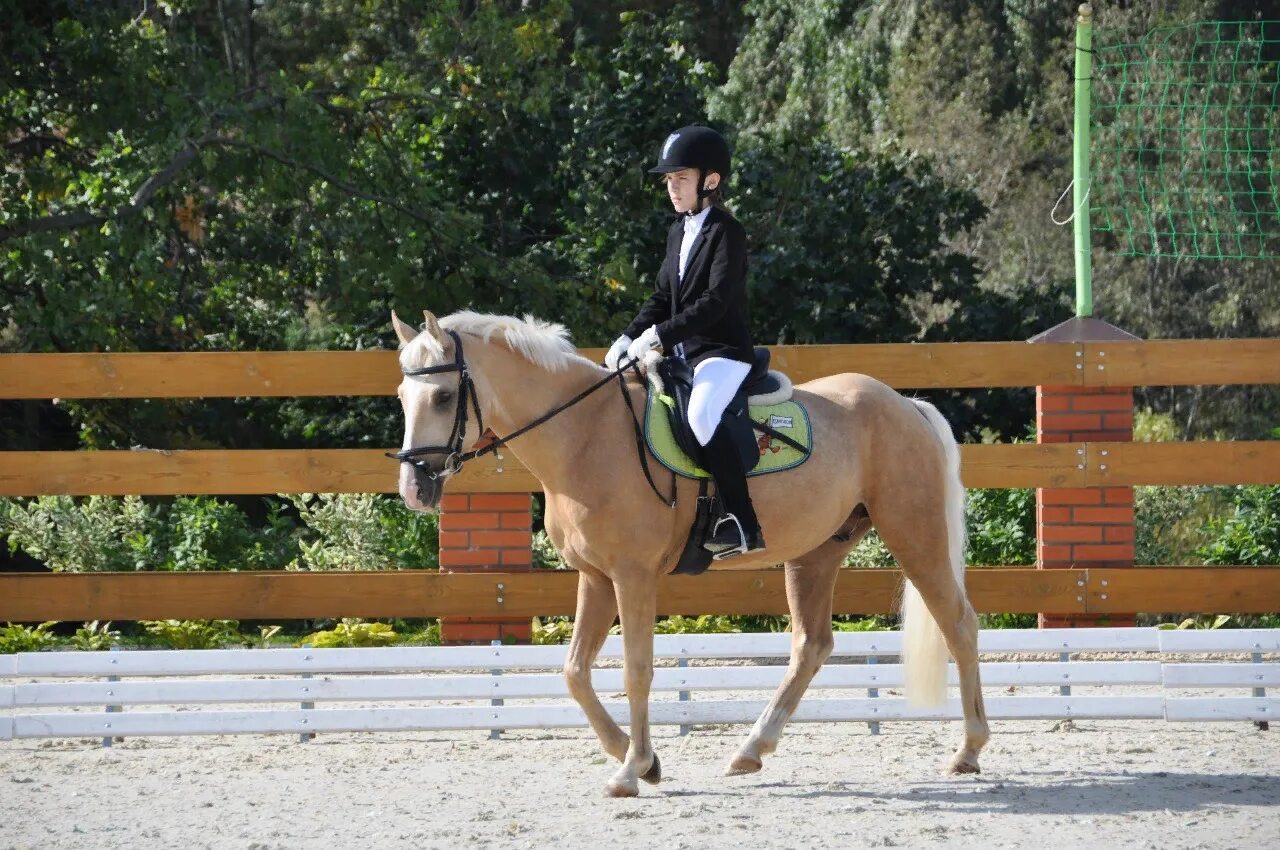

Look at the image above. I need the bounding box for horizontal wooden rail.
[3,441,1277,497]
[3,339,1278,400]
[1,567,1277,621]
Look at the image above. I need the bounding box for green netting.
[1090,20,1280,259]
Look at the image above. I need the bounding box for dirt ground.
[3,717,1279,850]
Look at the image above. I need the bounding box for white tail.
[901,399,967,706]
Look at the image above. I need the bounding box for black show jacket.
[623,205,754,366]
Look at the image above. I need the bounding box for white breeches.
[687,357,752,446]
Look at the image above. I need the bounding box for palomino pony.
[390,309,988,797]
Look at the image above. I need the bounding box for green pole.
[1073,3,1094,317]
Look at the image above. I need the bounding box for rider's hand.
[626,326,663,363]
[604,334,632,370]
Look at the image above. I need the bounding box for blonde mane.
[400,310,595,373]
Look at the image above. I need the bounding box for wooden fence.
[2,338,1279,621]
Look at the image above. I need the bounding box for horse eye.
[435,391,454,406]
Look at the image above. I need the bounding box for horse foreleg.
[727,549,843,776]
[604,574,659,798]
[562,568,629,762]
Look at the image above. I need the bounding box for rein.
[386,331,676,507]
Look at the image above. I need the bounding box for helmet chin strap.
[684,168,715,217]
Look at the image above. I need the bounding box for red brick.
[472,530,532,548]
[1072,543,1135,561]
[1039,507,1072,523]
[1037,544,1074,563]
[442,623,504,643]
[499,622,533,641]
[1072,506,1134,524]
[439,494,469,511]
[500,548,533,566]
[1041,525,1104,543]
[500,511,533,529]
[1039,488,1103,506]
[470,494,531,511]
[1071,394,1134,412]
[440,512,501,530]
[1102,413,1134,430]
[1102,487,1134,505]
[1037,393,1074,413]
[438,531,470,549]
[1104,525,1136,542]
[439,548,500,567]
[1038,413,1103,432]
[1037,432,1073,444]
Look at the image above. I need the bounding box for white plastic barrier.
[1,628,1275,740]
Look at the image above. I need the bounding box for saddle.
[643,350,813,576]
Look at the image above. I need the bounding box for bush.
[300,619,399,648]
[141,619,242,649]
[1,496,156,572]
[70,620,121,650]
[966,488,1035,566]
[1197,485,1280,566]
[0,621,59,653]
[286,493,438,571]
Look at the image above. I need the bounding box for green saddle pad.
[644,389,813,480]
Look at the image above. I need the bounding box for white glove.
[626,326,663,362]
[604,334,632,370]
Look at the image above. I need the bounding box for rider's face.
[664,168,719,213]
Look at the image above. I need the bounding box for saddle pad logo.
[768,414,794,429]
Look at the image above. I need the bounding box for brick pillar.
[1031,317,1140,629]
[438,493,533,644]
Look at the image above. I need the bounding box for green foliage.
[70,620,120,651]
[1135,485,1221,565]
[0,621,59,654]
[965,488,1035,566]
[642,615,740,635]
[532,530,567,570]
[140,619,242,649]
[1197,485,1280,566]
[2,495,295,572]
[978,613,1037,630]
[533,616,576,645]
[1,496,157,572]
[300,619,399,648]
[844,532,896,568]
[1157,614,1233,630]
[286,493,438,571]
[832,617,891,632]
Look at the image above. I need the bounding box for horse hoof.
[947,757,981,775]
[640,752,662,785]
[604,780,640,798]
[724,754,763,776]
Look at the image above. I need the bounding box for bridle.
[386,330,676,506]
[385,330,486,480]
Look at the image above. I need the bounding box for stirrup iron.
[706,513,749,560]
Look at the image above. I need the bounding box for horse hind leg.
[726,514,869,776]
[871,404,989,774]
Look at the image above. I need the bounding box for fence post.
[299,643,315,743]
[102,642,120,748]
[438,486,533,646]
[1030,319,1140,628]
[677,657,690,737]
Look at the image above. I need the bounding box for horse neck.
[464,339,624,495]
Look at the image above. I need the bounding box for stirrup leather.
[706,512,749,560]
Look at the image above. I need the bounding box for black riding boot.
[701,424,766,558]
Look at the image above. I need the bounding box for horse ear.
[421,310,444,341]
[391,310,419,347]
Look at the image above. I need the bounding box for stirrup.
[705,513,748,560]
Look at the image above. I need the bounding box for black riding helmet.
[649,125,731,211]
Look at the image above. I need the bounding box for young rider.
[604,125,765,559]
